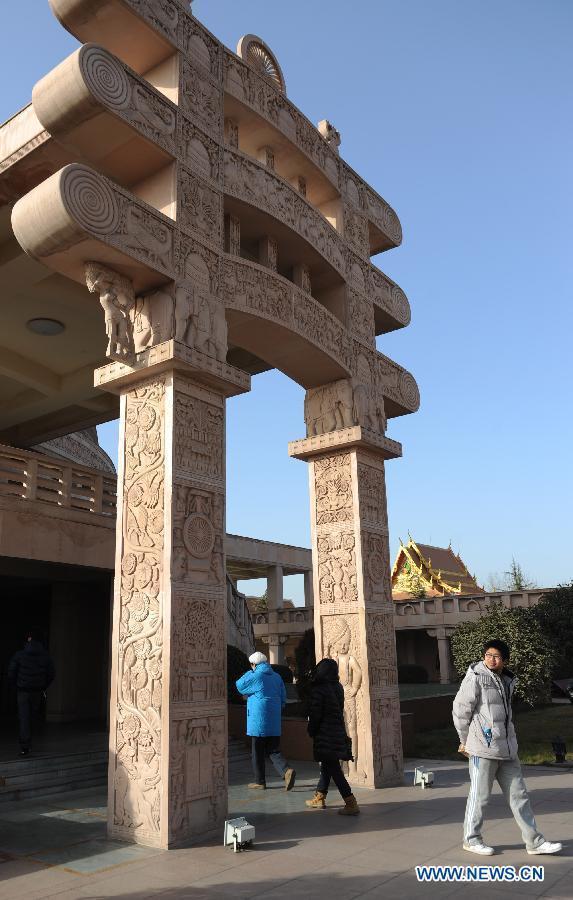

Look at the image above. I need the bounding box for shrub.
[450,601,554,706]
[227,644,250,704]
[533,583,573,679]
[271,664,294,684]
[398,664,429,684]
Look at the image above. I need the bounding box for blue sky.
[3,1,572,601]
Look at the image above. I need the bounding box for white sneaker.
[527,840,562,855]
[463,841,495,856]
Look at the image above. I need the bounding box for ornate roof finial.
[237,35,286,94]
[317,119,341,152]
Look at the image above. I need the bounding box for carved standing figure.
[325,619,362,778]
[85,262,135,362]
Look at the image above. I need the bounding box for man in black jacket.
[8,629,55,756]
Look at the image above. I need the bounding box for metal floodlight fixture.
[414,766,434,789]
[551,736,567,764]
[223,817,255,852]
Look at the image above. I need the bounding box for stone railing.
[252,607,313,630]
[226,576,255,656]
[393,590,547,622]
[0,443,117,516]
[252,591,550,638]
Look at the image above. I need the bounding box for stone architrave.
[98,345,248,849]
[290,429,403,788]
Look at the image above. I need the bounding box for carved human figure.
[85,262,135,362]
[325,618,362,776]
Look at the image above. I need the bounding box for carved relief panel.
[170,594,226,703]
[357,459,388,528]
[366,610,399,696]
[314,452,354,526]
[371,695,403,784]
[113,379,165,839]
[172,485,224,584]
[178,167,222,246]
[362,531,391,602]
[169,713,226,842]
[180,58,223,138]
[173,391,224,478]
[343,204,370,259]
[179,117,222,182]
[317,531,358,606]
[348,289,375,347]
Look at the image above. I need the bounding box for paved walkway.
[0,758,571,898]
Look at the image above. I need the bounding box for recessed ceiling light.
[26,318,66,336]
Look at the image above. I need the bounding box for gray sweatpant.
[464,756,544,850]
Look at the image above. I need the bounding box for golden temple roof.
[391,536,484,599]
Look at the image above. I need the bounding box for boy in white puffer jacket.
[453,639,562,857]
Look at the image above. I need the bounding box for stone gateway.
[7,0,419,848]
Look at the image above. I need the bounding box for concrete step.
[0,751,107,803]
[228,739,250,764]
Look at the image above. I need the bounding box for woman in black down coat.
[305,658,360,815]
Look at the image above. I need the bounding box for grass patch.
[399,682,459,700]
[412,704,573,765]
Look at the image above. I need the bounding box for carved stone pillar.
[266,564,283,611]
[224,117,239,149]
[257,146,275,171]
[303,569,314,608]
[97,343,248,849]
[290,427,403,788]
[428,627,454,684]
[292,263,311,295]
[258,235,278,271]
[267,635,286,666]
[224,213,240,256]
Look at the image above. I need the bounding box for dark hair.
[483,639,510,661]
[313,658,339,683]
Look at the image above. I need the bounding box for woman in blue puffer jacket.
[236,651,296,790]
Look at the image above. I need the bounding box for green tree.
[504,558,536,590]
[533,582,573,679]
[450,602,553,706]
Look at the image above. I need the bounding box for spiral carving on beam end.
[399,372,420,411]
[391,285,411,326]
[61,166,119,236]
[383,206,402,245]
[81,45,130,110]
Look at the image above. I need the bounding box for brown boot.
[284,767,296,791]
[338,794,360,816]
[305,791,327,809]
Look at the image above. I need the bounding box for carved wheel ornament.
[183,513,215,558]
[237,34,286,94]
[368,551,386,584]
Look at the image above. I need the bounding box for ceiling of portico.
[0,211,118,445]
